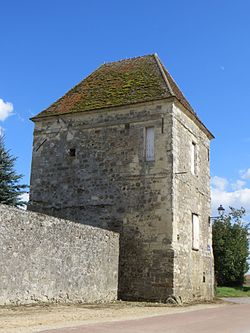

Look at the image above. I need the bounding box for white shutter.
[146,127,155,161]
[192,214,199,250]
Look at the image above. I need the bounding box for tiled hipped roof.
[32,54,213,139]
[34,54,194,117]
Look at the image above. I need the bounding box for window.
[208,216,211,227]
[69,148,76,157]
[125,123,130,134]
[192,213,199,250]
[191,142,196,175]
[145,127,155,161]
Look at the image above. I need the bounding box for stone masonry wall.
[29,100,175,302]
[29,99,214,302]
[0,204,119,305]
[172,103,214,302]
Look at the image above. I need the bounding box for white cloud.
[232,180,246,190]
[240,168,250,180]
[211,175,250,215]
[18,192,29,210]
[211,176,228,191]
[0,126,4,137]
[212,187,250,212]
[0,98,14,121]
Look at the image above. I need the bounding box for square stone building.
[29,54,214,302]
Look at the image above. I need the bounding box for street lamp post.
[210,205,225,223]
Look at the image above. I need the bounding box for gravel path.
[0,302,224,333]
[222,297,250,304]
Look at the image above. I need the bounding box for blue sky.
[1,0,250,217]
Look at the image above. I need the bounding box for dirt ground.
[0,301,226,333]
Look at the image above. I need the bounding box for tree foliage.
[213,207,249,287]
[0,135,28,206]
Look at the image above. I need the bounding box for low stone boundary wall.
[0,204,119,305]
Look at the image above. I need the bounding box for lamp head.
[217,205,225,217]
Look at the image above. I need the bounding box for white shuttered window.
[145,127,155,161]
[192,214,199,250]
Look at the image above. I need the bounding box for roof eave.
[31,98,214,140]
[30,96,172,122]
[173,98,214,140]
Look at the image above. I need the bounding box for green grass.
[216,286,250,297]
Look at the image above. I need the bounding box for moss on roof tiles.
[34,54,194,119]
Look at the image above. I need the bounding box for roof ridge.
[102,54,155,67]
[153,53,175,96]
[154,54,195,114]
[166,68,195,113]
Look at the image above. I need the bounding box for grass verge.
[216,286,250,297]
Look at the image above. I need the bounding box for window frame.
[145,126,155,161]
[192,213,200,251]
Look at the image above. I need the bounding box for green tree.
[213,207,249,287]
[0,135,28,206]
